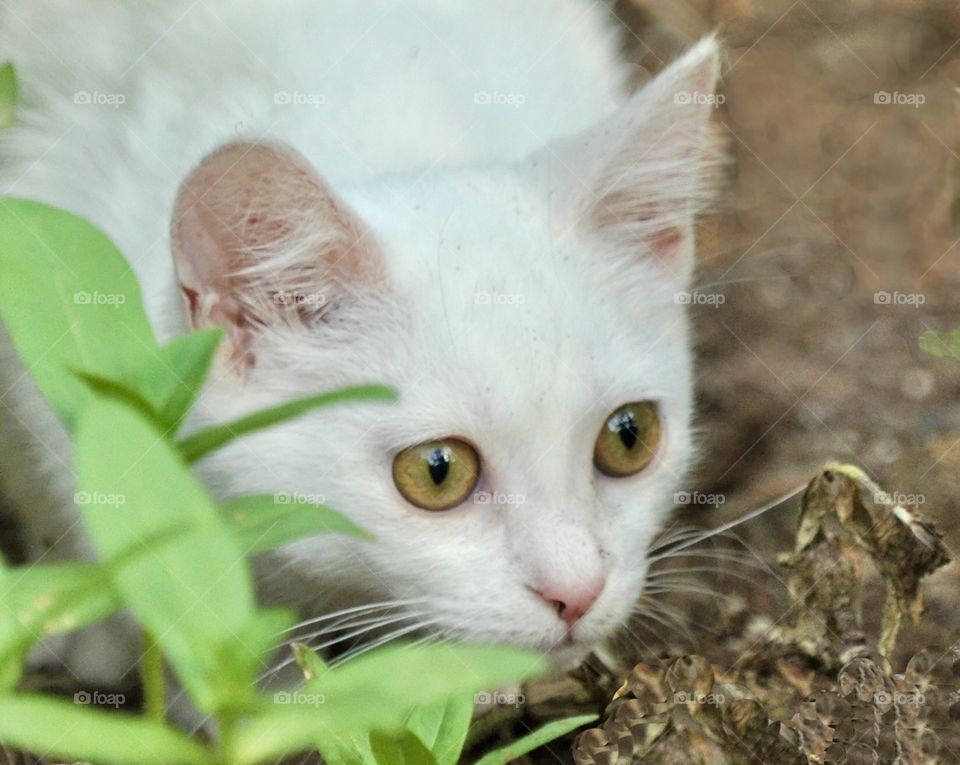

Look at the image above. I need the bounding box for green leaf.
[222,493,371,555]
[227,709,376,765]
[0,62,17,128]
[292,641,330,680]
[919,328,960,359]
[228,706,333,765]
[231,644,545,765]
[0,693,211,765]
[305,643,545,734]
[0,199,159,430]
[405,696,473,765]
[178,384,397,463]
[217,607,295,710]
[370,730,438,765]
[287,646,371,765]
[152,328,223,431]
[0,562,119,690]
[0,200,217,435]
[473,714,598,765]
[73,397,258,715]
[318,733,378,765]
[72,369,165,428]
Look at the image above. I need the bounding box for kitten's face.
[173,39,720,661]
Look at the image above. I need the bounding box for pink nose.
[533,581,604,627]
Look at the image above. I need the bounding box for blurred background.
[609,0,960,672]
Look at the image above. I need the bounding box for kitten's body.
[0,1,719,688]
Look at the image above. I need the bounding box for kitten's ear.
[171,141,380,372]
[556,36,722,283]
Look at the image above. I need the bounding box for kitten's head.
[171,39,721,661]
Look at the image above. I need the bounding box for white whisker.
[260,610,426,683]
[694,274,794,292]
[649,525,716,551]
[632,602,696,645]
[332,618,446,665]
[281,598,428,635]
[646,564,756,581]
[643,582,729,599]
[649,548,769,569]
[648,484,804,562]
[638,597,718,640]
[283,610,420,648]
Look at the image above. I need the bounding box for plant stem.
[216,714,237,765]
[142,631,165,723]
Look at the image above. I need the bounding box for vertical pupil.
[426,447,451,485]
[615,411,639,450]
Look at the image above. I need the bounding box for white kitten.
[0,1,721,685]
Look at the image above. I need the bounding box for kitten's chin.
[536,626,617,669]
[543,640,595,670]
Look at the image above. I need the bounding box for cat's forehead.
[357,170,596,309]
[370,279,690,462]
[343,168,690,430]
[357,167,552,260]
[381,259,687,438]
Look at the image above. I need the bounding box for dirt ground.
[652,0,960,672]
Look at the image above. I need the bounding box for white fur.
[0,0,720,685]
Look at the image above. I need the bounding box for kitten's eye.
[392,438,481,511]
[593,401,661,477]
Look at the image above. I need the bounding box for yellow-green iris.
[392,438,480,511]
[593,401,660,477]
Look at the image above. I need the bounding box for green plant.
[0,199,595,764]
[0,61,16,128]
[919,327,960,359]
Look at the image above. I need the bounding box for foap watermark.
[474,691,525,708]
[674,91,725,108]
[673,690,725,705]
[274,90,326,108]
[674,491,726,507]
[873,689,925,708]
[74,491,126,508]
[874,490,925,506]
[674,290,725,307]
[74,90,126,109]
[274,290,327,308]
[474,490,525,507]
[473,90,525,108]
[273,690,326,707]
[874,90,925,108]
[74,290,127,307]
[74,690,125,708]
[475,290,525,306]
[274,491,326,505]
[874,290,925,307]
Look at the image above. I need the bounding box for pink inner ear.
[562,37,721,280]
[170,140,379,371]
[649,226,684,259]
[587,183,692,273]
[631,198,688,267]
